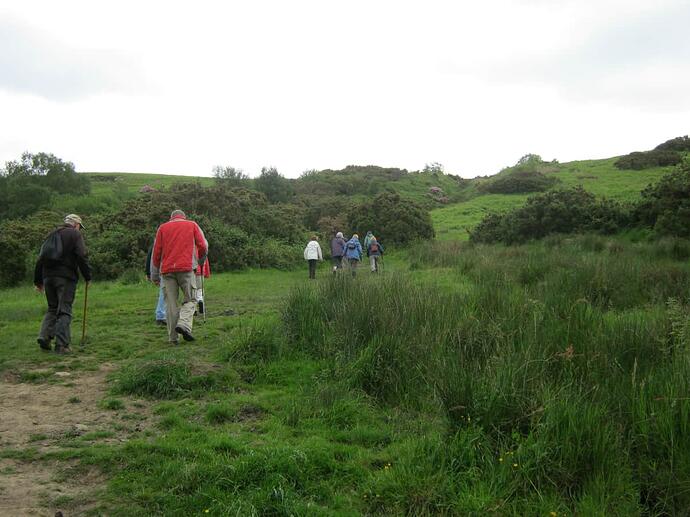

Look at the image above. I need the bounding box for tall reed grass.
[283,236,690,513]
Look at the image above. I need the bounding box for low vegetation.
[615,136,690,170]
[284,236,690,514]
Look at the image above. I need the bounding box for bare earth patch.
[0,362,153,516]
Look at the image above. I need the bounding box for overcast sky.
[1,0,688,178]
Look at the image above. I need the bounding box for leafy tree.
[212,165,249,187]
[0,152,90,221]
[423,162,444,174]
[254,167,294,203]
[3,151,90,195]
[348,192,434,245]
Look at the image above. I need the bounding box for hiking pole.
[200,274,206,322]
[80,282,89,348]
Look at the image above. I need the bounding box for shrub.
[347,192,434,245]
[470,187,628,244]
[654,135,690,152]
[633,163,690,237]
[615,150,682,170]
[481,169,558,194]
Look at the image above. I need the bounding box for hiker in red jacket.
[151,210,208,344]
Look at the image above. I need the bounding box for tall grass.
[283,237,690,513]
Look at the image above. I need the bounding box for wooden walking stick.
[80,282,89,347]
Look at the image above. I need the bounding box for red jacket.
[152,214,207,278]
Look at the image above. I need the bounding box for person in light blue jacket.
[344,234,363,277]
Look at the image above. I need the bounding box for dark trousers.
[308,259,317,279]
[39,276,77,348]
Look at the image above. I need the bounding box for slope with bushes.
[433,153,683,240]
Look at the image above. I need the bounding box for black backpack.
[39,229,64,261]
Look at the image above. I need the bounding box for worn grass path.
[1,262,421,515]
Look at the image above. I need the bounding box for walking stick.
[201,274,206,322]
[80,282,89,347]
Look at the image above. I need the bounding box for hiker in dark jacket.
[330,231,347,275]
[343,234,363,277]
[34,214,92,354]
[146,247,167,326]
[367,236,384,273]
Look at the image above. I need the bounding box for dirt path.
[0,363,151,516]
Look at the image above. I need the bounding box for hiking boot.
[175,326,195,342]
[55,346,72,355]
[37,337,51,352]
[156,320,166,327]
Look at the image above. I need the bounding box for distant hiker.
[304,235,323,279]
[367,236,384,273]
[194,256,211,316]
[344,234,363,277]
[330,231,347,275]
[146,246,166,326]
[363,231,374,250]
[151,210,208,345]
[34,214,92,354]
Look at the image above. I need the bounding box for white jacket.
[304,240,323,260]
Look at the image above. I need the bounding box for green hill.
[432,157,678,240]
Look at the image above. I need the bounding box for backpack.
[370,242,379,253]
[347,241,357,250]
[39,229,63,261]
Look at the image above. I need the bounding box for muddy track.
[0,363,151,516]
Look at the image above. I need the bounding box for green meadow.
[3,236,690,515]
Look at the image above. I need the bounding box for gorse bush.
[470,187,628,244]
[615,149,683,170]
[283,238,690,513]
[480,169,558,194]
[614,135,689,170]
[634,162,690,237]
[347,192,434,245]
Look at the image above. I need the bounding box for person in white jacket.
[303,235,323,279]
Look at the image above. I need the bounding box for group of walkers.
[303,230,385,279]
[33,210,387,353]
[34,210,209,352]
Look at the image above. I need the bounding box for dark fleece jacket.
[34,225,92,285]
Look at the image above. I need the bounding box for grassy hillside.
[3,238,690,514]
[433,158,677,240]
[86,172,214,196]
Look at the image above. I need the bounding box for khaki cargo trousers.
[162,271,196,343]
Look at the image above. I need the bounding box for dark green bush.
[654,135,690,152]
[481,169,558,194]
[470,187,628,244]
[633,164,690,237]
[615,150,682,170]
[348,192,434,245]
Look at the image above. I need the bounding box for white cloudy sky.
[1,0,688,178]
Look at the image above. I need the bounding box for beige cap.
[64,214,85,229]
